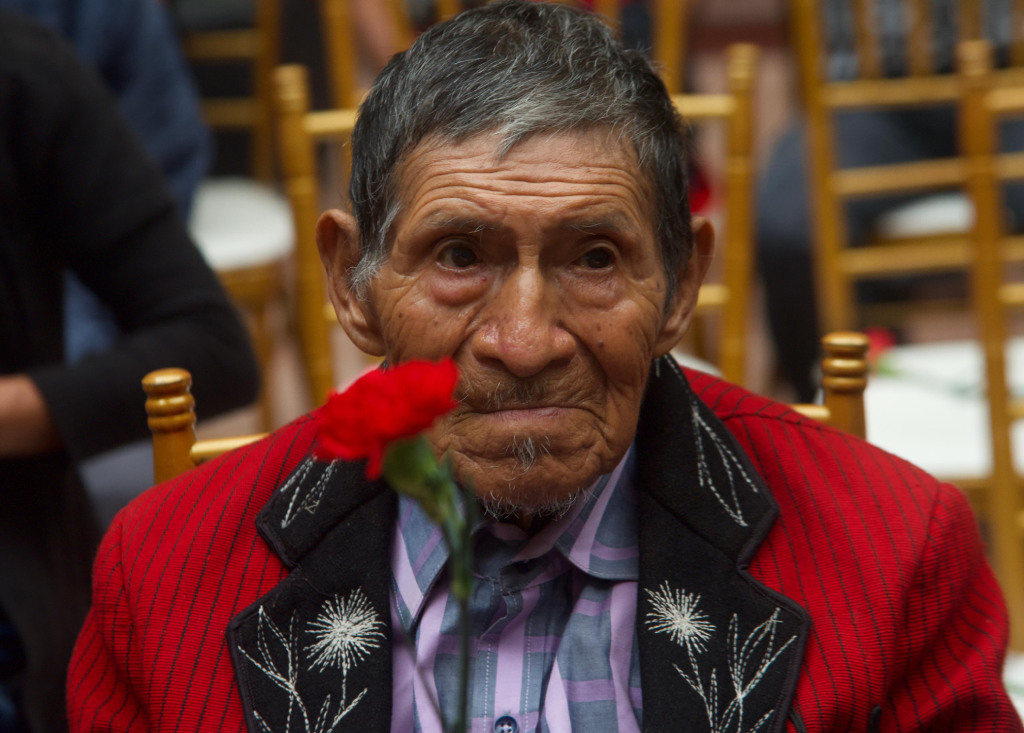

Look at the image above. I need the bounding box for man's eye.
[438,244,479,269]
[578,247,614,270]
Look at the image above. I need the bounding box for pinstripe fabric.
[690,375,1020,733]
[67,365,1023,732]
[390,447,641,732]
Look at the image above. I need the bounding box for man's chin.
[456,458,597,524]
[476,479,590,522]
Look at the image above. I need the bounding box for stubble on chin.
[446,441,600,524]
[437,374,612,522]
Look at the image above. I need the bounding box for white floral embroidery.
[306,589,386,673]
[279,458,339,528]
[647,581,797,733]
[238,590,384,733]
[645,582,715,654]
[691,401,762,528]
[660,357,762,528]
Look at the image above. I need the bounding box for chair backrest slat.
[957,37,1024,652]
[905,0,934,76]
[1012,0,1024,65]
[651,0,687,94]
[716,44,757,383]
[321,0,359,109]
[960,0,982,43]
[273,64,339,405]
[852,0,883,78]
[437,0,461,22]
[251,0,281,180]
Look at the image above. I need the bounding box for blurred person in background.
[0,11,258,733]
[0,0,214,521]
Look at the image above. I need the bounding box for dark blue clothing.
[0,0,209,216]
[0,0,212,362]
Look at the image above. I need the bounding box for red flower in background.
[863,327,898,370]
[315,358,460,477]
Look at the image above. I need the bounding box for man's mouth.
[457,377,562,413]
[476,405,571,420]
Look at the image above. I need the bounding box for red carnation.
[314,357,460,477]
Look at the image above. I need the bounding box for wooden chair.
[675,43,758,385]
[142,332,869,483]
[791,0,1024,335]
[177,0,293,430]
[320,0,688,116]
[957,38,1024,650]
[178,0,281,181]
[273,64,357,406]
[320,0,415,110]
[593,0,689,95]
[436,1,689,95]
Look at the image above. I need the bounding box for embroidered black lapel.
[635,357,809,733]
[228,457,396,733]
[227,355,809,733]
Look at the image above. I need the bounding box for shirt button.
[494,716,519,733]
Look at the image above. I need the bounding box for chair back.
[273,64,358,406]
[319,0,415,110]
[957,38,1024,650]
[429,1,687,93]
[790,0,1024,335]
[679,43,758,384]
[143,333,869,483]
[179,0,282,181]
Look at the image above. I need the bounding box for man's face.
[321,130,708,521]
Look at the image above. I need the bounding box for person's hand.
[0,374,60,457]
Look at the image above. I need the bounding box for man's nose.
[472,267,575,378]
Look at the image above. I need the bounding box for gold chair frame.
[958,39,1024,650]
[144,332,869,484]
[792,0,1024,334]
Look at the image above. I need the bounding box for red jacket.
[67,363,1022,732]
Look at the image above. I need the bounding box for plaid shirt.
[390,447,641,732]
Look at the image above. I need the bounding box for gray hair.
[348,0,692,304]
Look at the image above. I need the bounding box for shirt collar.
[390,446,638,631]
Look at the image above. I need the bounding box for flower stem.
[447,486,476,733]
[454,591,470,732]
[384,437,476,732]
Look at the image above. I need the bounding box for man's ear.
[653,216,716,357]
[316,209,386,357]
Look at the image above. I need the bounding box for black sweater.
[0,12,259,733]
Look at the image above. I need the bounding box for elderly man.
[68,3,1021,732]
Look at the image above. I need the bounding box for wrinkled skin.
[318,129,713,525]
